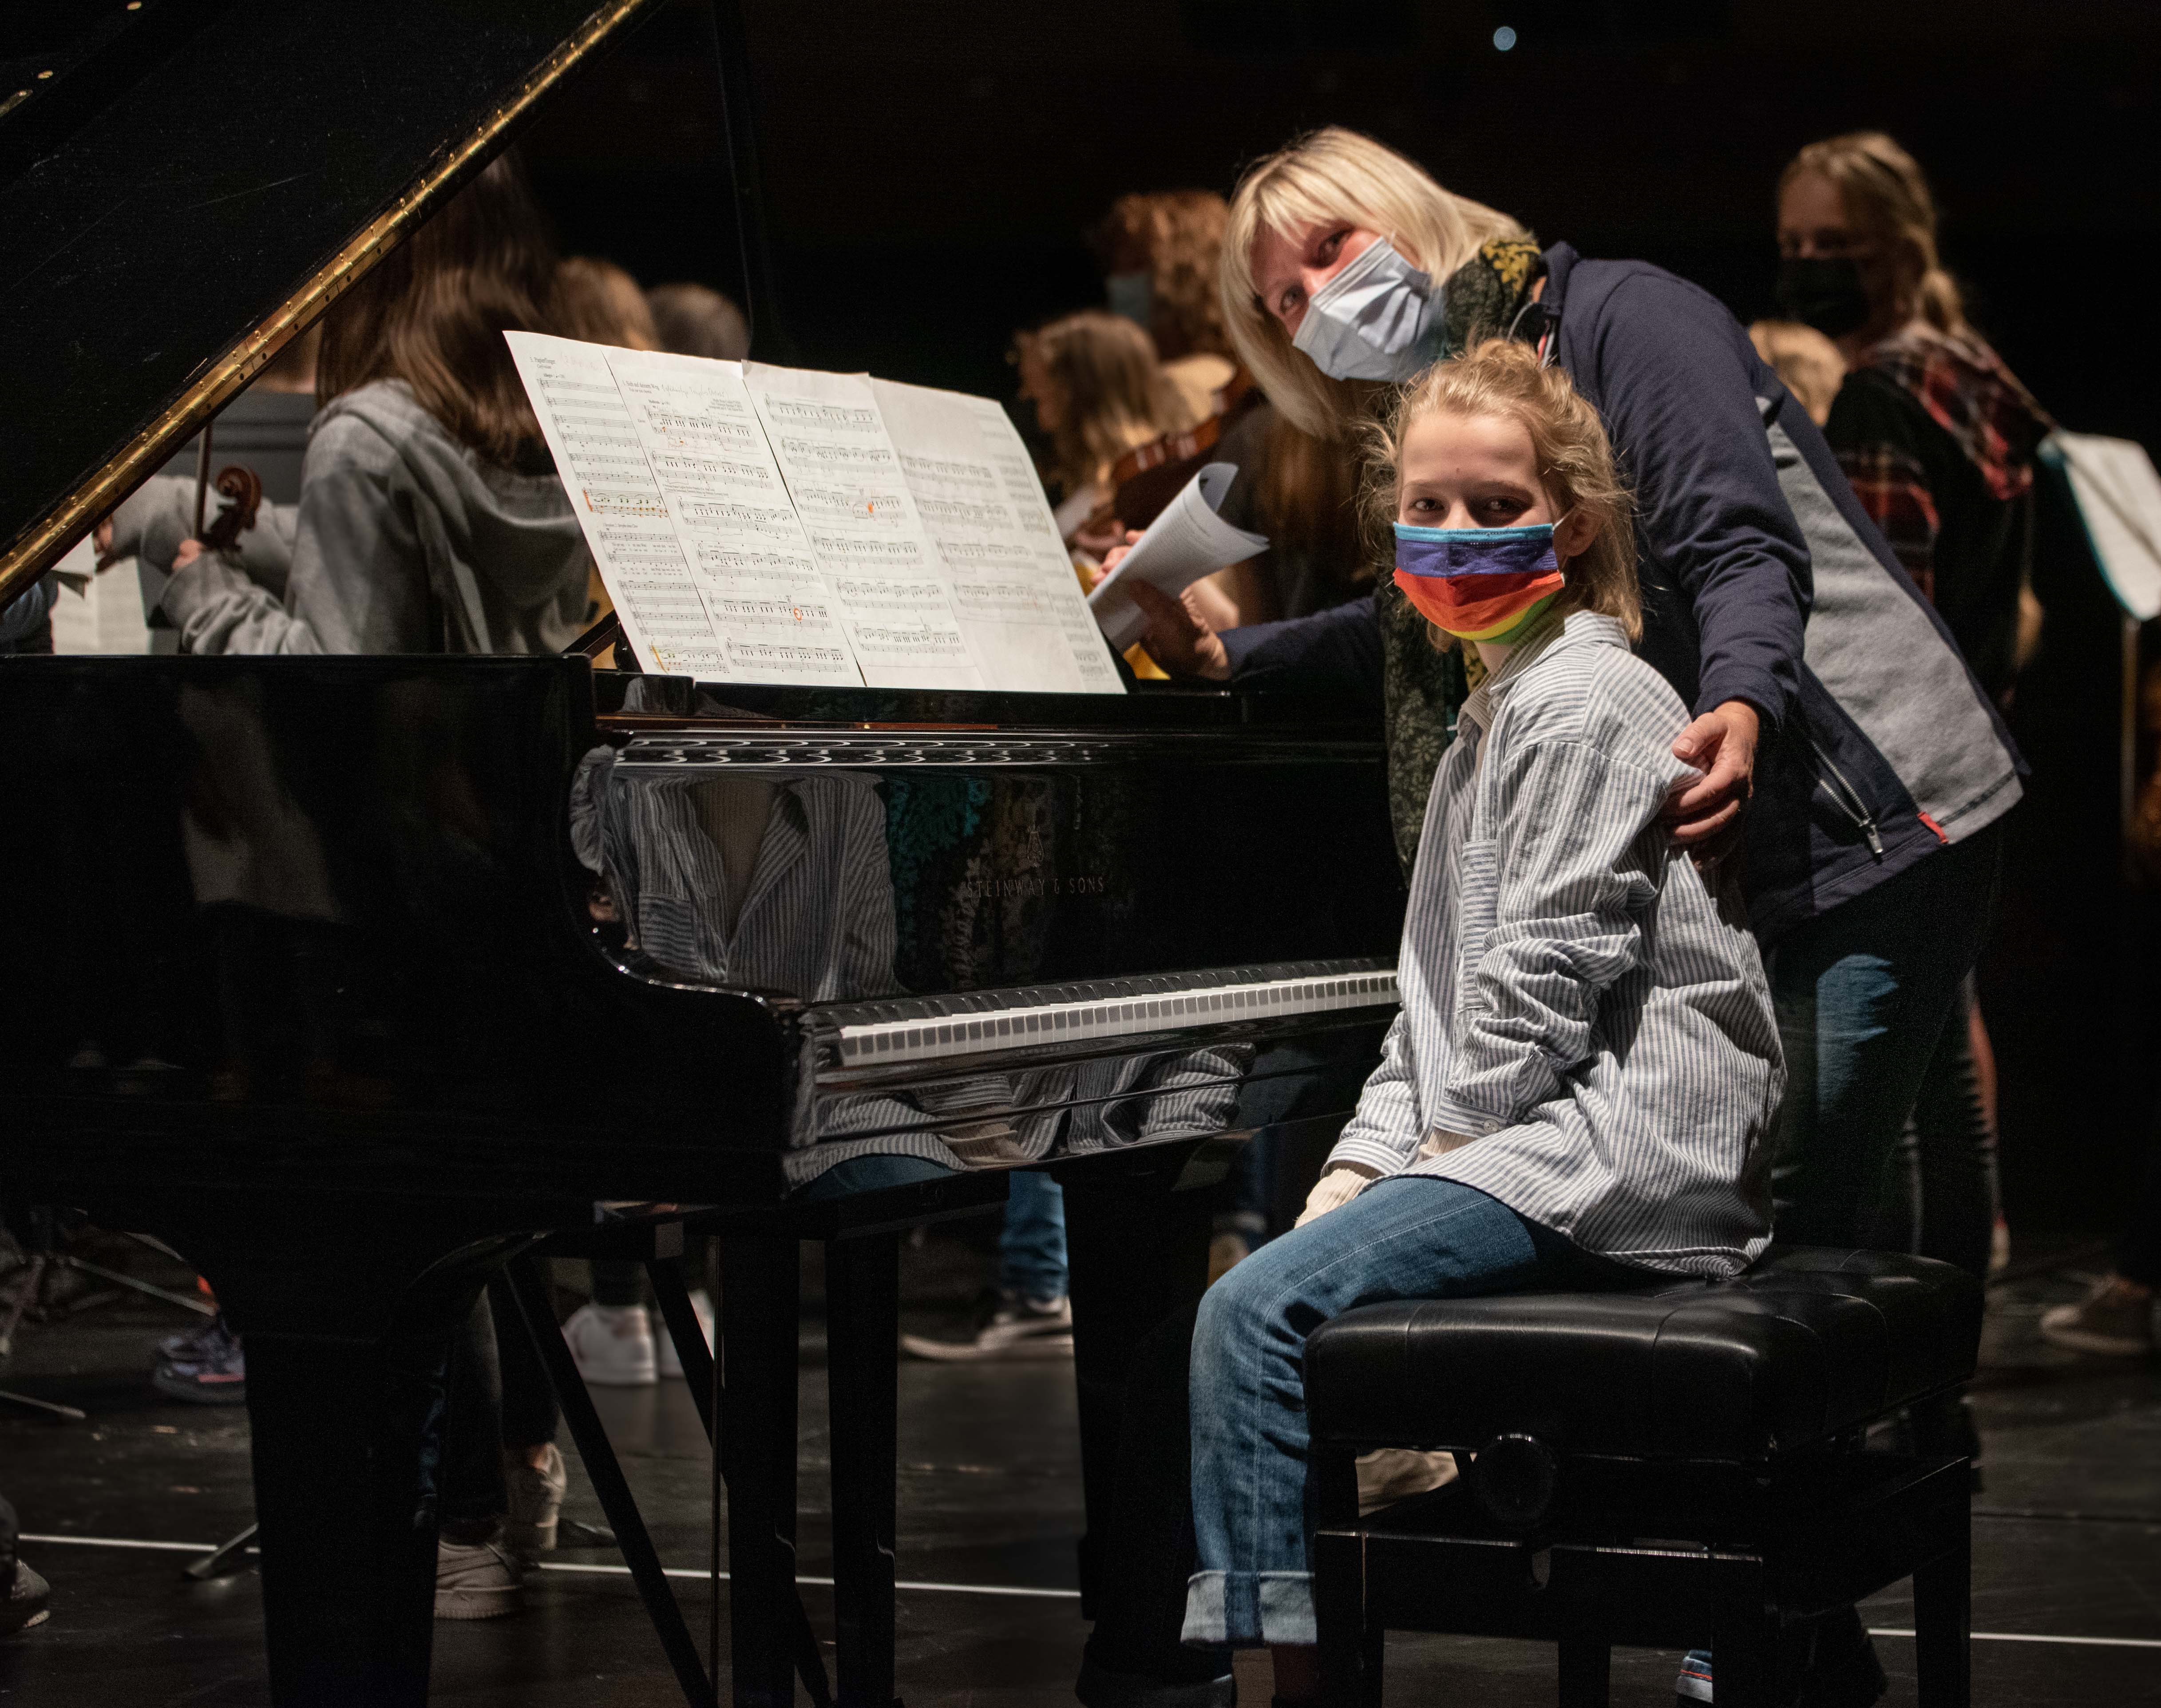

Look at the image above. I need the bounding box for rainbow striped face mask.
[1392,520,1567,643]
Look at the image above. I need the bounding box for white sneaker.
[503,1442,567,1565]
[901,1293,1073,1361]
[434,1538,522,1620]
[562,1302,658,1387]
[657,1288,715,1381]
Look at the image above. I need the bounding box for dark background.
[524,0,2161,1240]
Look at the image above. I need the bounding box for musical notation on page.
[507,332,1124,694]
[872,378,1122,693]
[744,363,984,692]
[604,346,858,686]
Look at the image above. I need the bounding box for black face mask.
[1774,256,1872,338]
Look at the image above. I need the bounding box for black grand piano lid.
[0,0,699,607]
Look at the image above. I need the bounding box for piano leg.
[185,1217,524,1708]
[1061,1159,1215,1619]
[720,1235,805,1708]
[824,1230,901,1708]
[241,1312,459,1708]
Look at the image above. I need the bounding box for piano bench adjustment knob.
[1468,1432,1560,1531]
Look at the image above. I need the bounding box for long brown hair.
[1365,340,1639,642]
[315,152,559,466]
[1013,310,1195,496]
[1780,131,1968,337]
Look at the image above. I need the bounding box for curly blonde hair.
[1223,128,1528,442]
[1364,340,1639,642]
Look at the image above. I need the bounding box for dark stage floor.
[0,1236,2156,1707]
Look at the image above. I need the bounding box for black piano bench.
[1305,1246,1985,1708]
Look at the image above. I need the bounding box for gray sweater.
[115,380,590,655]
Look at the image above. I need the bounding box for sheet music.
[743,365,983,691]
[873,378,1123,694]
[508,332,1125,694]
[600,347,858,683]
[506,332,731,679]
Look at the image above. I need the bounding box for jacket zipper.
[1809,739,1885,860]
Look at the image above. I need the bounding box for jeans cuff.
[1180,1570,1316,1648]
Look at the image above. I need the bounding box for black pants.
[440,1276,561,1542]
[0,1491,16,1577]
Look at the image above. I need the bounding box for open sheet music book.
[505,333,1124,693]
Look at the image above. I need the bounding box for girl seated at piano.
[101,152,593,657]
[1175,341,1782,1696]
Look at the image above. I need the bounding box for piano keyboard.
[819,959,1397,1070]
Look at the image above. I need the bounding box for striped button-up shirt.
[1329,611,1781,1276]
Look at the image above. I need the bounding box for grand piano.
[0,4,1405,1704]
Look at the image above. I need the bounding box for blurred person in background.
[552,256,661,350]
[2041,1141,2161,1358]
[2045,666,2161,1358]
[1777,131,2050,707]
[95,155,588,1621]
[1748,319,1845,428]
[0,575,56,656]
[1016,309,1201,550]
[101,153,592,658]
[1096,190,1240,420]
[1778,132,2055,1347]
[647,280,752,362]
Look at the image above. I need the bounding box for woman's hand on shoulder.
[1663,698,1759,863]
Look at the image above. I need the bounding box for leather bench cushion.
[1305,1246,1984,1464]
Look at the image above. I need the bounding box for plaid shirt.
[1834,329,2050,600]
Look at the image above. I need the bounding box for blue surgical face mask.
[1105,270,1153,329]
[1291,236,1445,382]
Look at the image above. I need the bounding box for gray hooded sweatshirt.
[115,380,590,655]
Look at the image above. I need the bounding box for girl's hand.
[172,538,205,571]
[1294,1166,1373,1227]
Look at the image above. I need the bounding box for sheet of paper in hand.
[1085,463,1267,651]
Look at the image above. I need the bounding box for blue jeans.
[1000,1169,1068,1303]
[795,1154,955,1202]
[1181,1177,1579,1648]
[1769,826,2000,1264]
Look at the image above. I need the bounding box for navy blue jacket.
[1223,245,2024,943]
